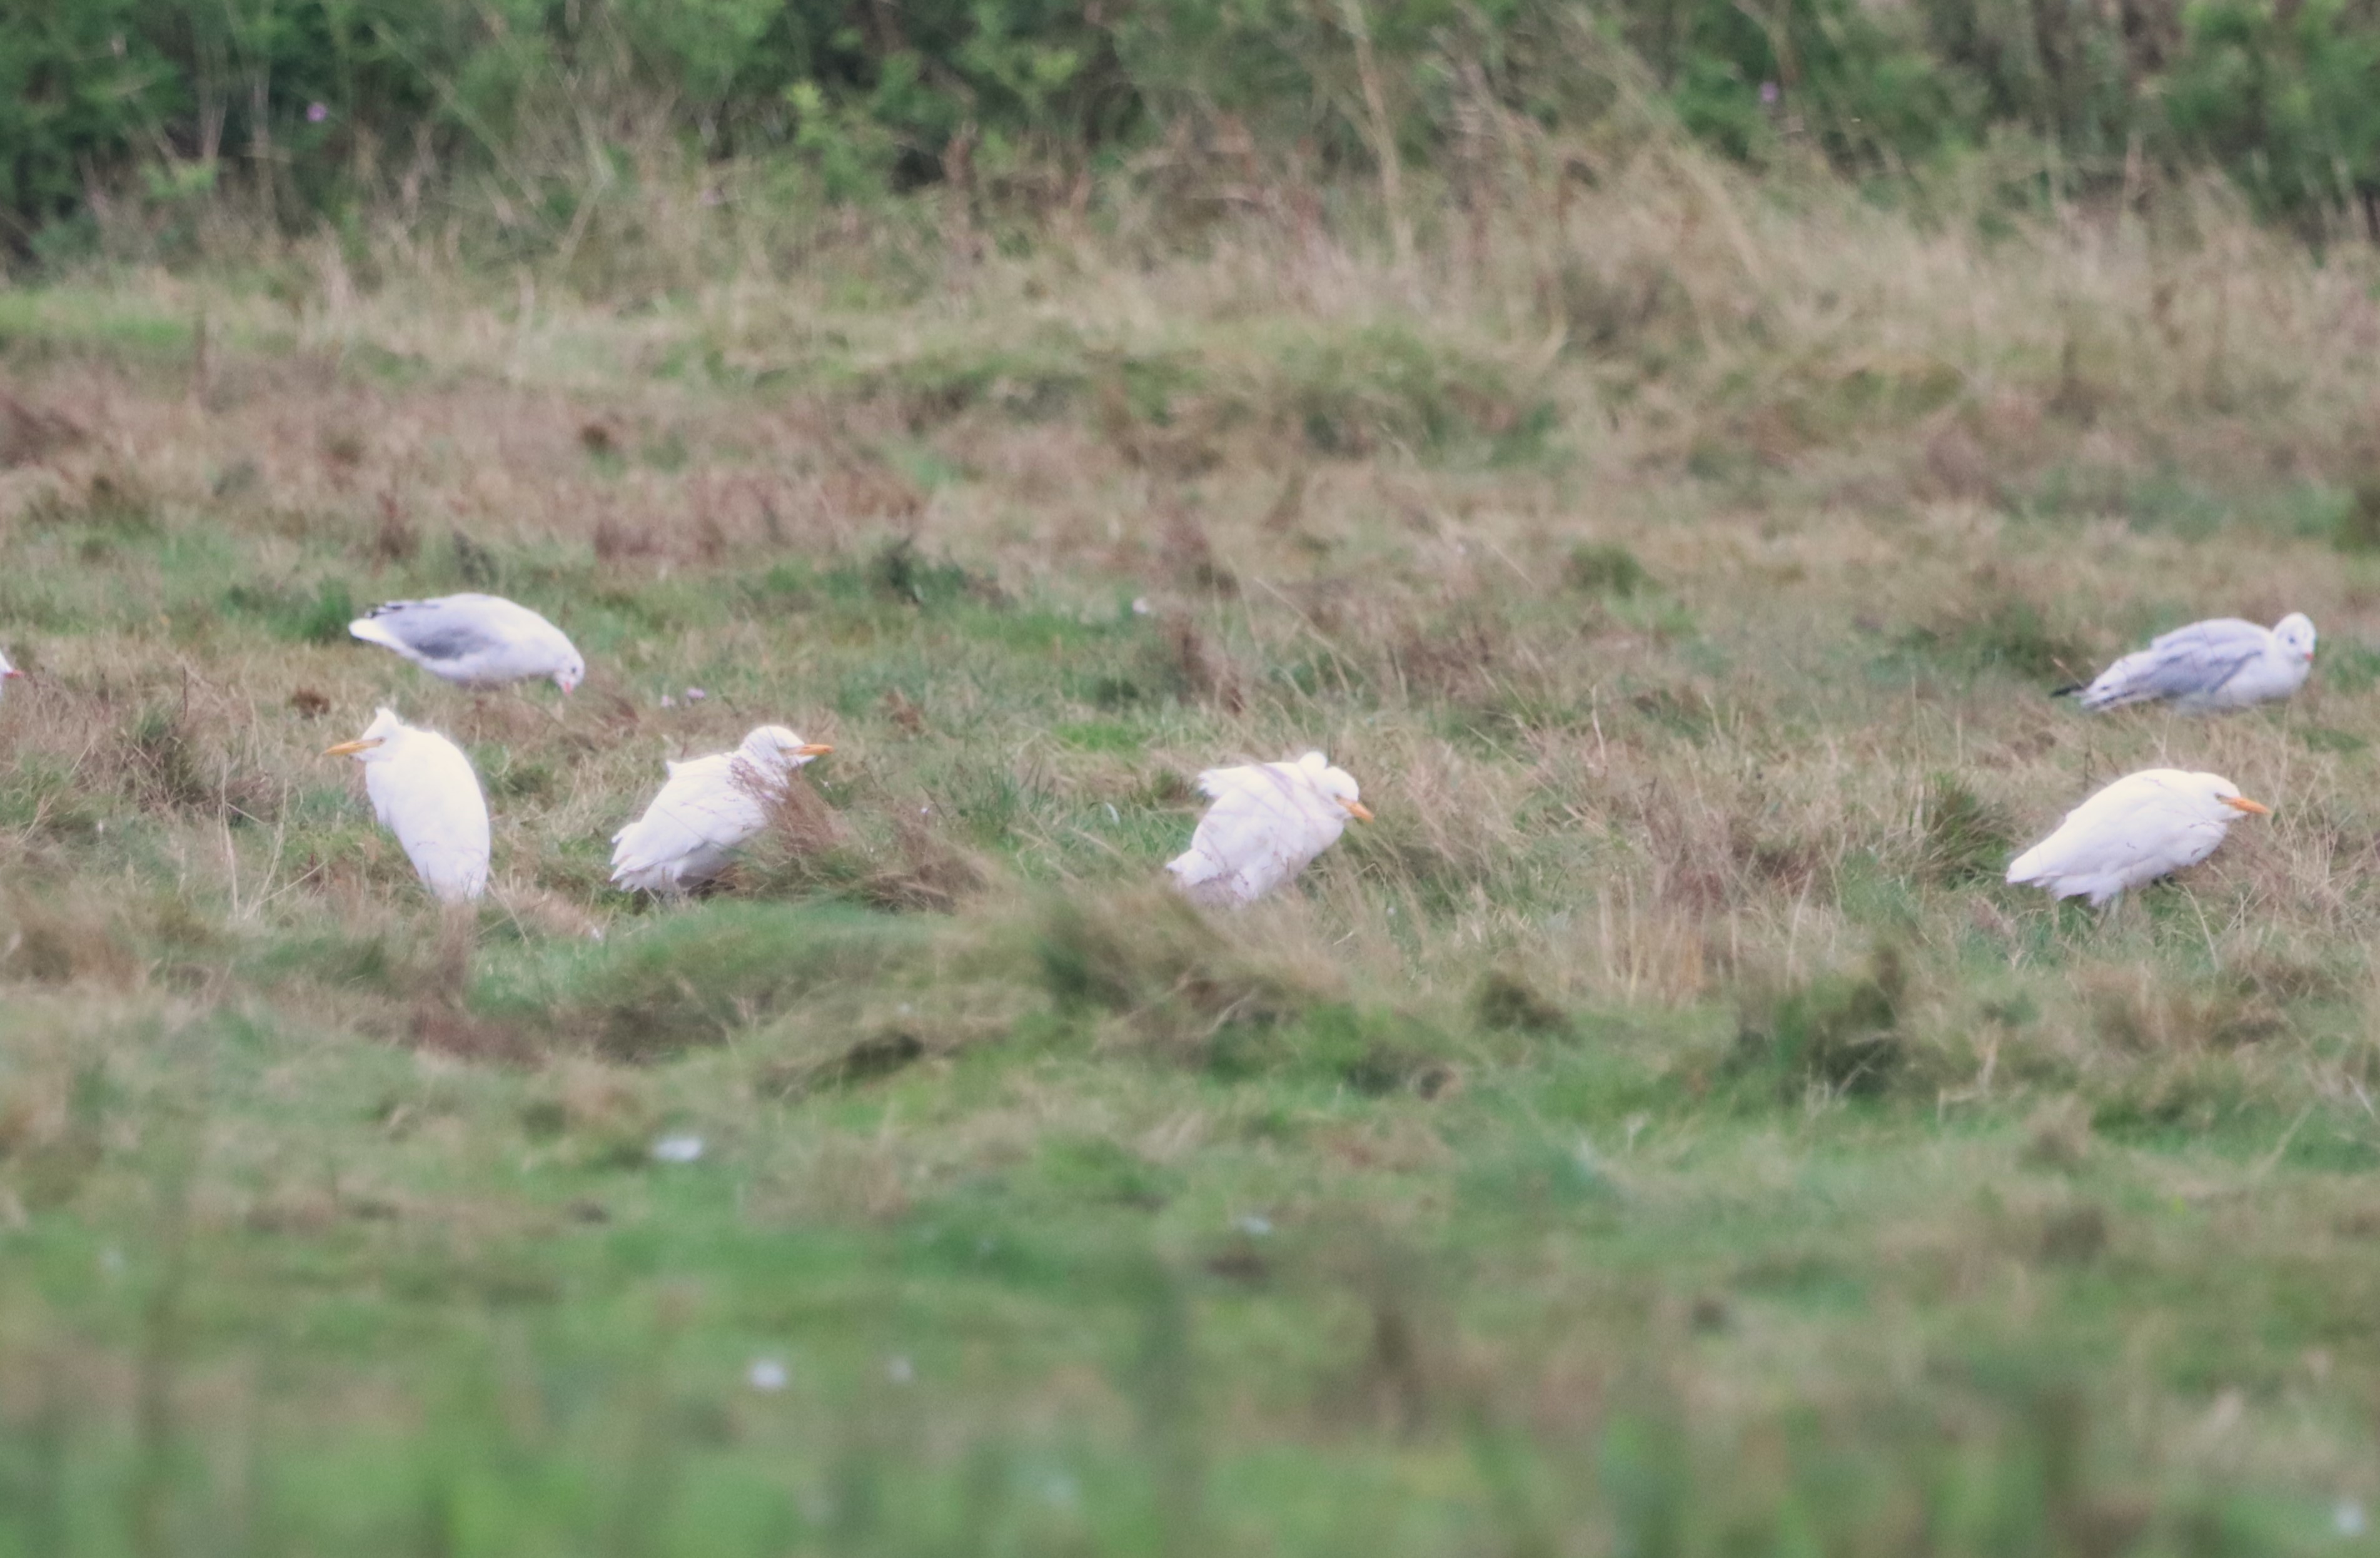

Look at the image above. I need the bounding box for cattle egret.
[349,594,585,692]
[1166,752,1371,906]
[2060,613,2314,713]
[2006,768,2269,906]
[324,707,492,903]
[610,726,832,895]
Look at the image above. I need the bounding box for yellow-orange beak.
[1341,799,1374,822]
[798,743,835,757]
[2223,795,2271,816]
[323,737,384,757]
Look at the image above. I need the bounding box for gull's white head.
[739,725,834,772]
[2274,613,2317,663]
[555,651,587,695]
[324,706,410,763]
[1295,751,1373,822]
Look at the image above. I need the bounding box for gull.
[2059,613,2315,713]
[349,594,585,692]
[2006,768,2269,906]
[1166,752,1371,906]
[324,708,492,903]
[610,726,834,895]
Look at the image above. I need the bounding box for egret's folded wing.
[375,744,491,896]
[617,757,774,859]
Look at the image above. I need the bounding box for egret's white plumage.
[325,707,492,903]
[1166,752,1371,906]
[0,649,22,697]
[349,594,585,692]
[2063,613,2315,713]
[610,726,833,895]
[2006,768,2269,907]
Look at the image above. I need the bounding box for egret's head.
[2275,612,2317,663]
[1296,751,1373,823]
[554,652,587,695]
[740,724,834,772]
[2199,772,2272,819]
[325,706,407,762]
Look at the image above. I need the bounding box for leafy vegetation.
[17,0,2380,261]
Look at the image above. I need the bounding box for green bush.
[8,0,2380,252]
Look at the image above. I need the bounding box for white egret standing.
[610,726,834,896]
[349,594,585,692]
[1166,751,1371,906]
[325,707,492,903]
[2006,768,2269,906]
[2059,613,2315,713]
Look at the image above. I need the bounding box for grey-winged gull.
[348,594,585,692]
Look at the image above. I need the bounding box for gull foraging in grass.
[2006,768,2269,907]
[609,726,833,896]
[1166,751,1371,907]
[349,594,585,692]
[324,707,491,903]
[2058,613,2314,713]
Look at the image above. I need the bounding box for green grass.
[9,215,2380,1556]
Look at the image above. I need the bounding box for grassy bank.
[7,163,2380,1553]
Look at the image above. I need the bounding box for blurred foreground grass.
[9,181,2380,1552]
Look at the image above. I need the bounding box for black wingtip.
[2050,683,2083,699]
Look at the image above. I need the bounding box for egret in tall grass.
[2059,613,2315,713]
[349,594,585,692]
[324,707,492,903]
[610,726,834,896]
[2006,768,2269,907]
[1166,752,1371,906]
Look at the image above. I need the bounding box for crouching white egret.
[610,726,833,895]
[325,707,492,903]
[2059,612,2315,713]
[1166,751,1371,906]
[2006,767,2269,907]
[349,593,585,692]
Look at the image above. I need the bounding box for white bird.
[349,594,585,692]
[1166,752,1372,906]
[2060,612,2315,713]
[0,649,22,696]
[610,726,834,896]
[324,707,492,903]
[2006,768,2269,907]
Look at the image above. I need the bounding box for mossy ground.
[8,178,2380,1553]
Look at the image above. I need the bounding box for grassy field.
[12,159,2380,1555]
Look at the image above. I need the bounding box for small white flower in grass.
[1234,1213,1273,1238]
[651,1133,705,1164]
[747,1357,789,1392]
[1131,597,1151,616]
[885,1355,914,1384]
[685,687,707,702]
[2337,1500,2367,1537]
[658,694,675,709]
[307,101,329,123]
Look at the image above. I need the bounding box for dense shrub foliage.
[6,0,2380,251]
